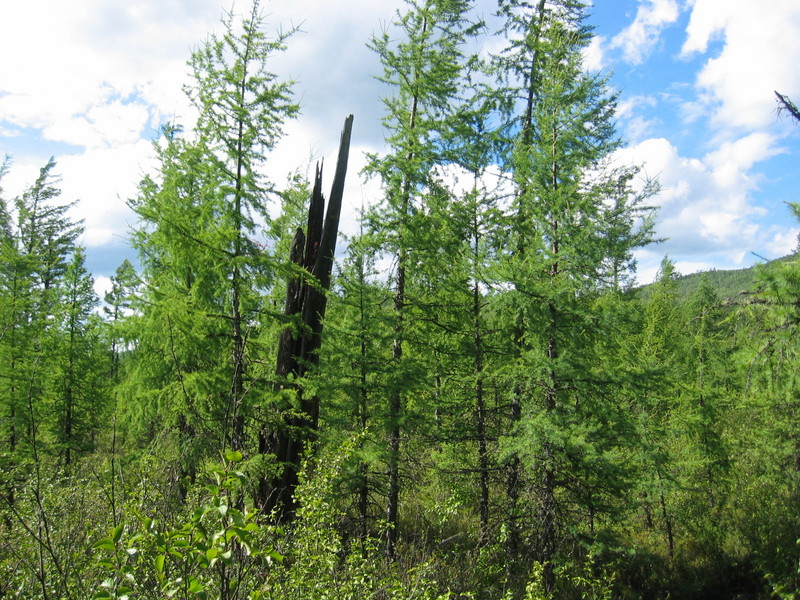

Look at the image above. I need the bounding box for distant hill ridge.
[636,252,799,302]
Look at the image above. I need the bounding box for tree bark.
[260,115,353,517]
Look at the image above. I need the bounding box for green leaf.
[224,449,243,462]
[111,525,123,543]
[230,509,245,527]
[95,538,115,551]
[188,577,205,594]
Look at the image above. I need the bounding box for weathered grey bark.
[259,115,353,517]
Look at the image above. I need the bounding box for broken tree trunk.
[258,114,354,517]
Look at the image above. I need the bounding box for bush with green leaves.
[93,450,279,600]
[93,438,453,600]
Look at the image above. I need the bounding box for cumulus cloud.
[611,0,680,64]
[583,35,606,72]
[0,0,404,276]
[615,134,792,283]
[764,227,800,257]
[616,95,661,141]
[681,0,800,131]
[58,140,158,247]
[0,0,223,149]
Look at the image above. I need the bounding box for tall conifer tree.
[632,258,682,559]
[0,160,81,461]
[491,0,656,588]
[125,1,297,468]
[366,0,481,557]
[50,247,108,467]
[736,234,800,590]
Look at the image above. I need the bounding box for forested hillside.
[636,253,800,303]
[1,1,799,599]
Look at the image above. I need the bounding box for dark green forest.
[2,1,799,598]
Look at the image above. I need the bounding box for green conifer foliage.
[735,234,800,593]
[676,276,732,523]
[50,247,109,467]
[0,160,82,461]
[103,259,139,381]
[631,258,682,559]
[491,0,657,588]
[365,0,482,557]
[124,2,298,472]
[318,227,394,539]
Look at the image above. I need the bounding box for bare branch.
[775,90,800,124]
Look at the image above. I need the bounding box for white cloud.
[615,134,793,282]
[0,0,222,148]
[705,132,784,189]
[93,275,113,302]
[58,140,158,247]
[616,95,660,141]
[1,142,152,260]
[681,0,800,131]
[2,162,40,201]
[764,227,799,257]
[611,0,680,64]
[42,100,152,150]
[583,35,606,72]
[617,95,658,119]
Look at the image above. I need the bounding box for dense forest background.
[1,0,799,598]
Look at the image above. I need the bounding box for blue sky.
[1,0,799,294]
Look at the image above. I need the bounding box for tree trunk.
[386,255,404,558]
[358,251,370,540]
[260,115,353,517]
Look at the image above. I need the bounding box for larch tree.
[50,247,108,467]
[187,0,298,454]
[668,274,733,555]
[0,159,81,463]
[103,259,139,384]
[491,0,656,589]
[365,0,482,558]
[319,224,395,540]
[736,234,800,592]
[631,257,683,559]
[412,118,506,544]
[125,0,297,474]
